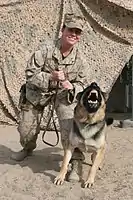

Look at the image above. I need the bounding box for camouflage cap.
[64,13,85,31]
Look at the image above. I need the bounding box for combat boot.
[11,149,33,161]
[67,159,83,182]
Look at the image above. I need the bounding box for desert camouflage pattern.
[18,36,87,160]
[25,39,87,106]
[0,0,133,125]
[64,13,85,31]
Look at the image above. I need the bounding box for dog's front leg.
[83,145,106,188]
[91,151,104,170]
[54,147,74,185]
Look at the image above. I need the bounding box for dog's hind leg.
[83,144,106,188]
[54,146,74,185]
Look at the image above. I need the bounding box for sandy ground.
[0,125,133,200]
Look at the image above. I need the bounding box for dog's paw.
[82,179,94,188]
[54,174,65,185]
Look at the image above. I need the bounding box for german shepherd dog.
[54,82,113,188]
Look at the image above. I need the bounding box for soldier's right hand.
[50,70,65,81]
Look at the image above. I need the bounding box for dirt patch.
[0,125,133,200]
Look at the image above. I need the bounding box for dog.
[54,82,113,188]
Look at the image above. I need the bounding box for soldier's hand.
[51,70,65,81]
[61,80,73,90]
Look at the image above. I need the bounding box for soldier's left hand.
[61,80,73,90]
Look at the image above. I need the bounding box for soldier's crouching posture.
[11,13,88,182]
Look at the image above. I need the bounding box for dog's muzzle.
[87,90,98,108]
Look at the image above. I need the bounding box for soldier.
[11,13,88,182]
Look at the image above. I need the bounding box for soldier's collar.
[52,39,78,65]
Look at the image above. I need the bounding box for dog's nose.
[90,82,98,88]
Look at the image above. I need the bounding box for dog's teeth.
[88,100,97,104]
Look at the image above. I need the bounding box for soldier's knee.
[18,121,37,146]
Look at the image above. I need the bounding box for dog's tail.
[105,117,114,126]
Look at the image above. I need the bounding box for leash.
[41,83,60,147]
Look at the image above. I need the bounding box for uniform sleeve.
[68,52,89,103]
[25,46,51,91]
[73,69,88,93]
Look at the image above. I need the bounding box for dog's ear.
[76,91,83,101]
[102,92,109,102]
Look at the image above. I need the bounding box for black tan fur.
[54,82,113,188]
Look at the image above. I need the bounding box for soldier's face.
[61,27,82,46]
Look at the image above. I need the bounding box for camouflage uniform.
[19,37,87,152]
[12,14,87,180]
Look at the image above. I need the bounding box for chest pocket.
[42,47,79,82]
[67,63,81,82]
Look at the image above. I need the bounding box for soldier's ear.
[76,91,83,101]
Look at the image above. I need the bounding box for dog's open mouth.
[88,90,98,107]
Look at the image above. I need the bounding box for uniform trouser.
[18,97,84,161]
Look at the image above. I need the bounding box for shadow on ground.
[0,144,63,181]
